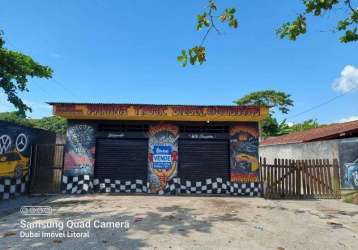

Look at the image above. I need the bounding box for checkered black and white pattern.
[62,175,261,196]
[62,175,93,194]
[161,178,261,196]
[0,175,28,200]
[230,182,261,196]
[93,179,148,193]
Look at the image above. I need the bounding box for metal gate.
[30,144,64,194]
[178,139,230,181]
[260,158,341,199]
[94,138,148,181]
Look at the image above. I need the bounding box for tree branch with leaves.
[277,0,358,43]
[177,1,238,67]
[179,0,357,67]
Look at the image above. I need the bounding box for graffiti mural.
[64,124,96,176]
[0,132,30,178]
[230,124,259,183]
[0,121,55,199]
[148,124,178,193]
[0,122,40,179]
[339,138,358,189]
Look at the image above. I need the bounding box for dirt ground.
[0,195,357,250]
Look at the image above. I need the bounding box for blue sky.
[0,0,357,124]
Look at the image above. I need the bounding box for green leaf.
[337,19,350,31]
[177,50,188,67]
[276,15,306,41]
[229,19,238,28]
[340,28,358,43]
[204,19,210,27]
[189,55,196,65]
[228,8,236,15]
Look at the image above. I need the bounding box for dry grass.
[342,191,358,205]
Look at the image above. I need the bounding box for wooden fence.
[260,158,341,199]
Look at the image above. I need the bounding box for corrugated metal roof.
[47,102,264,108]
[261,120,358,146]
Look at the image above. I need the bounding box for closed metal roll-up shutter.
[94,138,148,181]
[178,139,230,181]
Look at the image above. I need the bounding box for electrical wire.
[286,84,358,120]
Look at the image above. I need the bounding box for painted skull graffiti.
[64,124,96,176]
[67,125,94,148]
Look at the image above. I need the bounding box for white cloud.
[332,65,358,93]
[336,116,358,123]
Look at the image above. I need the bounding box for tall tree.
[179,0,357,66]
[0,30,53,115]
[234,90,294,137]
[289,119,323,132]
[32,116,68,134]
[234,90,294,114]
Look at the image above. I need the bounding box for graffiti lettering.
[87,105,128,116]
[172,107,205,116]
[108,133,125,138]
[135,107,167,116]
[189,134,214,139]
[56,105,82,114]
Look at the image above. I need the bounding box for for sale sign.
[152,145,172,170]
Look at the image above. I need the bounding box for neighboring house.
[260,120,358,189]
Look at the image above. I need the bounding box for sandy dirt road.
[0,194,357,250]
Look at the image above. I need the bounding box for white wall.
[259,139,340,164]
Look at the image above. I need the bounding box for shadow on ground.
[0,195,250,249]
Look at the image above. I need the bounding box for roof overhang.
[48,103,269,122]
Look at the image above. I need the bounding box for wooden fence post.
[262,158,267,198]
[296,160,301,198]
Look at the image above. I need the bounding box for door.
[30,144,64,194]
[94,138,148,181]
[178,139,230,181]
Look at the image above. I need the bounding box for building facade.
[260,120,358,190]
[50,103,268,196]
